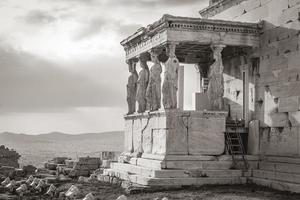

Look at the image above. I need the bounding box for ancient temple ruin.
[104,0,300,193]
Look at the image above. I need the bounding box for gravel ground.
[1,181,300,200]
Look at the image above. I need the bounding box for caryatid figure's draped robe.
[126,66,138,115]
[136,62,149,113]
[162,55,179,109]
[207,47,224,110]
[146,55,162,111]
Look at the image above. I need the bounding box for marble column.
[207,44,226,110]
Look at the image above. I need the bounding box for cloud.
[73,18,107,40]
[0,42,127,113]
[73,17,141,41]
[23,10,56,25]
[103,0,204,8]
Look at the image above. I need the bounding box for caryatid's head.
[211,45,225,61]
[128,60,136,73]
[150,51,160,64]
[139,60,148,70]
[166,43,176,58]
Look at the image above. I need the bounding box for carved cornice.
[120,14,261,60]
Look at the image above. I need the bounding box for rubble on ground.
[0,151,125,199]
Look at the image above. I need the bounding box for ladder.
[225,121,248,170]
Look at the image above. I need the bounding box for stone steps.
[253,169,300,184]
[110,162,244,178]
[249,177,300,193]
[102,168,246,186]
[259,161,300,174]
[251,158,300,193]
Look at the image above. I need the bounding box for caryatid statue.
[162,43,179,109]
[126,61,138,115]
[136,59,149,113]
[146,51,162,111]
[207,44,225,110]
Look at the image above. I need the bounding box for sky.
[0,0,208,135]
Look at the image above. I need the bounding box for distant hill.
[0,131,124,143]
[0,131,124,167]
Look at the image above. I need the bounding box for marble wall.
[208,0,300,157]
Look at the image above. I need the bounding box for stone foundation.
[123,110,227,162]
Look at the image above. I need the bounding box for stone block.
[249,177,300,193]
[164,110,189,155]
[248,120,260,155]
[152,129,167,155]
[260,127,299,156]
[270,81,300,98]
[287,51,300,69]
[263,112,289,127]
[278,96,300,112]
[188,113,226,155]
[192,92,211,110]
[164,160,232,170]
[289,111,300,126]
[101,160,112,168]
[53,157,68,164]
[124,120,133,153]
[132,119,142,153]
[136,158,165,170]
[253,169,300,184]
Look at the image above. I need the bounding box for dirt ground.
[1,181,300,200]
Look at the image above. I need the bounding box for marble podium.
[122,110,227,163]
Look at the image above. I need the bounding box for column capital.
[210,44,226,52]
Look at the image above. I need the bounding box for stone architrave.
[207,45,225,110]
[126,61,138,115]
[162,44,179,109]
[146,51,162,111]
[136,59,149,113]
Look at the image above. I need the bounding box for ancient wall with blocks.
[209,0,300,156]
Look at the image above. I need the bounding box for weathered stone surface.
[152,129,167,155]
[278,96,300,112]
[260,127,299,156]
[248,120,260,155]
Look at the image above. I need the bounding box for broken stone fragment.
[65,185,80,198]
[78,176,85,183]
[16,184,27,195]
[35,179,45,191]
[30,178,39,187]
[5,180,16,190]
[25,175,34,184]
[83,192,95,200]
[1,177,10,186]
[116,195,128,200]
[46,184,56,196]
